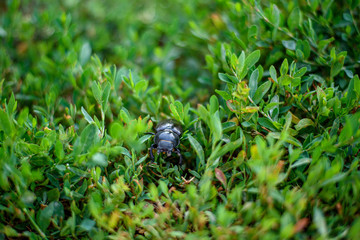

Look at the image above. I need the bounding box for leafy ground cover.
[1,0,360,239]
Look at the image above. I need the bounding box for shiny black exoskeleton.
[148,119,183,164]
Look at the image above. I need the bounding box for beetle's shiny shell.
[154,131,180,147]
[155,119,183,136]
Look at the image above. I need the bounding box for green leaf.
[55,140,65,160]
[320,173,347,187]
[280,59,289,75]
[134,80,148,94]
[174,101,184,120]
[197,104,209,124]
[209,137,242,163]
[170,101,184,123]
[211,111,222,143]
[0,27,7,37]
[110,122,122,139]
[247,25,258,41]
[302,40,311,59]
[249,69,259,98]
[291,158,311,168]
[209,95,219,115]
[115,69,123,90]
[295,118,315,131]
[218,73,237,84]
[294,67,307,77]
[354,74,360,95]
[349,218,360,239]
[7,92,17,115]
[269,132,302,147]
[258,117,279,131]
[314,208,328,238]
[318,37,334,52]
[169,231,185,238]
[331,51,347,78]
[272,4,280,26]
[291,77,301,87]
[279,75,292,86]
[81,107,94,124]
[0,79,5,98]
[120,109,130,123]
[17,107,29,126]
[264,102,282,113]
[69,167,91,178]
[0,109,13,136]
[347,75,360,108]
[222,121,237,132]
[80,219,96,232]
[226,100,241,113]
[245,50,261,69]
[253,80,272,104]
[81,124,100,153]
[135,155,147,167]
[91,81,102,105]
[269,65,277,83]
[80,42,92,65]
[296,49,305,60]
[122,74,134,89]
[230,53,238,70]
[47,188,60,202]
[282,40,296,50]
[237,51,245,78]
[90,153,108,167]
[188,135,205,166]
[215,89,232,101]
[102,82,111,110]
[38,203,54,231]
[339,112,360,144]
[189,169,201,179]
[218,73,231,84]
[284,111,292,131]
[111,146,131,158]
[287,7,302,31]
[21,191,36,205]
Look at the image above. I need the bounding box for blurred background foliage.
[1,0,360,239]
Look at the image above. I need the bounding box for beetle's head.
[157,140,174,156]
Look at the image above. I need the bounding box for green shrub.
[1,0,360,239]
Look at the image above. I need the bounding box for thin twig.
[23,208,48,240]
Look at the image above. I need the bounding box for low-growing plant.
[1,0,360,239]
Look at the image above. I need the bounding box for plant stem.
[23,208,48,240]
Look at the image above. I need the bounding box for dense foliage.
[1,0,360,239]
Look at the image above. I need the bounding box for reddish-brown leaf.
[215,168,227,189]
[293,218,309,234]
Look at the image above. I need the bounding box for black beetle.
[148,119,183,164]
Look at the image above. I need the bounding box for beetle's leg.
[144,132,155,135]
[175,148,183,165]
[149,144,157,161]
